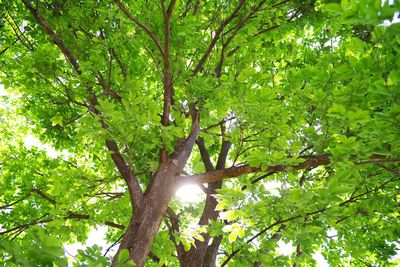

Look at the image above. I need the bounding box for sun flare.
[175,184,204,204]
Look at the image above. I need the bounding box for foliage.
[0,0,399,266]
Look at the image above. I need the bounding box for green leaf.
[322,3,342,14]
[305,225,322,233]
[118,249,129,264]
[328,103,346,117]
[228,231,237,243]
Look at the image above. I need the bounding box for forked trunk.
[111,165,177,267]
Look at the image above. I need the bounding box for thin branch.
[0,194,30,210]
[104,234,124,256]
[105,139,143,210]
[241,171,275,190]
[165,207,185,257]
[0,213,51,235]
[109,48,128,79]
[22,0,81,74]
[66,211,125,230]
[4,11,34,51]
[148,251,166,266]
[97,72,122,101]
[114,0,164,57]
[193,0,201,15]
[192,0,247,76]
[220,215,304,266]
[31,188,56,205]
[201,117,236,132]
[221,175,400,266]
[376,163,400,176]
[356,158,400,165]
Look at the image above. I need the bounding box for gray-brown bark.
[111,163,177,267]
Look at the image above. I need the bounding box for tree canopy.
[0,0,400,266]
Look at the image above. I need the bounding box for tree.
[0,0,399,266]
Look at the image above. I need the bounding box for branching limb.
[214,0,267,77]
[192,0,247,76]
[178,154,330,184]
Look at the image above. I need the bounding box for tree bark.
[111,164,176,267]
[112,108,199,266]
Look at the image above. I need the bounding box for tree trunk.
[111,164,177,267]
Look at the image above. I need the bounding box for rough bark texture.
[111,163,177,267]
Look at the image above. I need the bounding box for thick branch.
[196,137,214,172]
[178,154,330,184]
[114,0,164,57]
[170,104,200,171]
[161,0,176,126]
[215,139,232,170]
[31,188,56,205]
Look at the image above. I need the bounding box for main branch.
[178,154,330,183]
[161,0,177,126]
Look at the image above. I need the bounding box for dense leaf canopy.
[0,0,400,266]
